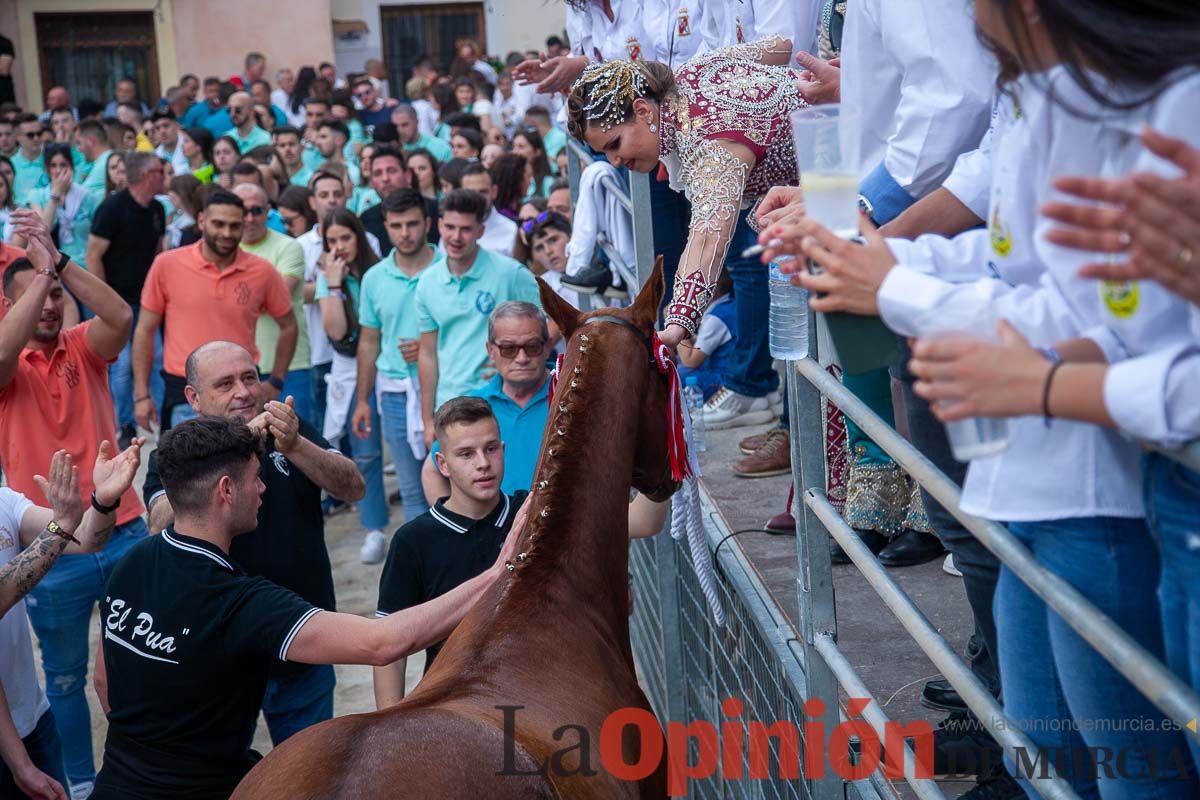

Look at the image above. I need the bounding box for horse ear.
[629,256,665,330]
[538,276,580,338]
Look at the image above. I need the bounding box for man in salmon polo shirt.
[0,209,144,797]
[132,189,298,431]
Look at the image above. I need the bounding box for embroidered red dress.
[657,36,806,334]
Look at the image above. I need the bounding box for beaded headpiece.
[570,60,648,131]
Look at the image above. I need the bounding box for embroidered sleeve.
[704,35,794,68]
[665,138,753,336]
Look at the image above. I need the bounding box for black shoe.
[878,529,946,567]
[117,423,137,451]
[830,529,889,566]
[561,262,611,295]
[957,773,1023,800]
[933,710,1005,778]
[603,270,629,300]
[388,489,402,506]
[922,678,967,713]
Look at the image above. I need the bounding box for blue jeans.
[260,664,335,745]
[1146,454,1200,775]
[723,211,777,398]
[378,390,430,523]
[171,402,198,428]
[25,519,148,787]
[311,361,331,436]
[0,709,67,794]
[344,392,388,531]
[996,516,1195,799]
[282,368,314,429]
[110,305,164,430]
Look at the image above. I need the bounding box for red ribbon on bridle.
[547,332,692,484]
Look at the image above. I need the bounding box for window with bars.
[380,3,485,100]
[35,12,159,107]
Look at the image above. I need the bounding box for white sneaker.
[942,553,962,577]
[360,529,387,564]
[70,781,94,800]
[702,386,777,430]
[383,463,397,476]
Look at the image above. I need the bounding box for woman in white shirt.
[907,125,1200,778]
[761,1,1200,796]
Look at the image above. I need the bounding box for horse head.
[537,257,680,503]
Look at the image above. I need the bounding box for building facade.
[1,0,563,111]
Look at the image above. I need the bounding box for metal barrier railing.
[559,129,1200,799]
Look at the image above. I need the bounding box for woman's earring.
[648,119,658,133]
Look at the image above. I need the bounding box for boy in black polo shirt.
[95,416,517,800]
[374,397,527,708]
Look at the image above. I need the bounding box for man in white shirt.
[459,163,516,258]
[150,111,188,175]
[296,172,381,432]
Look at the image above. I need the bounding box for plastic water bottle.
[683,377,707,453]
[769,260,809,360]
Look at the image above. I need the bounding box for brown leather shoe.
[739,429,777,455]
[733,429,791,477]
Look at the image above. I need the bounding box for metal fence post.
[628,171,656,288]
[787,321,844,799]
[654,523,689,727]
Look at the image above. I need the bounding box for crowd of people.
[0,0,1195,798]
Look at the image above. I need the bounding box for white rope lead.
[670,399,726,626]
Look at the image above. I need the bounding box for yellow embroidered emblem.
[989,205,1013,257]
[1100,280,1139,319]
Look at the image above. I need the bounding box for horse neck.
[511,343,645,614]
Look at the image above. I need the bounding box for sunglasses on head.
[491,339,547,358]
[521,210,553,235]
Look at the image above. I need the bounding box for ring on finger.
[1175,243,1194,271]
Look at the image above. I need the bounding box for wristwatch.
[267,375,285,391]
[55,251,70,274]
[46,520,81,545]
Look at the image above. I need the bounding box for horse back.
[232,706,558,800]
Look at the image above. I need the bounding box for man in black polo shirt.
[86,150,166,445]
[141,340,365,745]
[357,144,439,246]
[373,397,528,708]
[96,415,517,800]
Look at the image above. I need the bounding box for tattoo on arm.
[0,528,69,613]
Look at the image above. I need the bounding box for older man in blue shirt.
[420,301,550,502]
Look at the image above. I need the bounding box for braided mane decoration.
[570,59,649,131]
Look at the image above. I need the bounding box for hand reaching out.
[264,396,301,452]
[33,450,83,533]
[794,52,841,106]
[93,439,144,508]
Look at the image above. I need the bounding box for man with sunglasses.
[10,113,47,206]
[235,183,313,425]
[352,78,394,133]
[419,301,551,503]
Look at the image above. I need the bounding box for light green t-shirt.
[242,229,311,372]
[352,187,380,215]
[288,163,314,188]
[403,134,452,163]
[542,127,567,161]
[80,150,112,196]
[358,248,436,381]
[10,151,47,206]
[224,125,272,154]
[414,247,541,408]
[25,186,100,265]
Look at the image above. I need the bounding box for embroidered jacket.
[658,36,806,335]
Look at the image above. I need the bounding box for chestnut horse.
[233,259,677,799]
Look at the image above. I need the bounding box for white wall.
[330,0,566,79]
